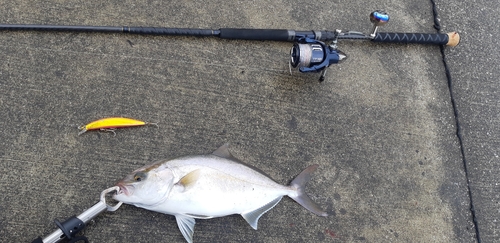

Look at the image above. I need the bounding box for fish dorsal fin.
[212,144,278,182]
[212,143,237,160]
[241,196,282,230]
[175,215,196,243]
[178,169,201,192]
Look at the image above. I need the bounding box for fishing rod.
[0,11,459,81]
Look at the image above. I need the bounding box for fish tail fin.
[289,164,328,217]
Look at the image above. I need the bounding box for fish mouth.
[116,182,130,196]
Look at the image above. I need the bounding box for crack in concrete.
[430,0,481,241]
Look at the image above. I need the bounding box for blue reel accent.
[372,11,389,23]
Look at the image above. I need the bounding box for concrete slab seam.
[430,0,481,242]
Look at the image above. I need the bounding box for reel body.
[287,11,391,82]
[289,37,347,82]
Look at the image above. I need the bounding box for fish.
[113,144,327,243]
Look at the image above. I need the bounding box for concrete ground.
[0,1,496,242]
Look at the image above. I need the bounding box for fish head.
[113,162,174,207]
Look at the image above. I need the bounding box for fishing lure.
[78,117,157,136]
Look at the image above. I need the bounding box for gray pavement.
[0,1,495,242]
[439,1,500,242]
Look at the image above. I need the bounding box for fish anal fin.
[212,143,237,160]
[241,196,282,230]
[175,215,196,243]
[178,169,201,191]
[185,213,213,219]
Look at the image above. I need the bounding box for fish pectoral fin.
[175,215,196,243]
[241,196,283,230]
[177,169,201,192]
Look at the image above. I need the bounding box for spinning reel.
[289,32,347,82]
[289,11,389,82]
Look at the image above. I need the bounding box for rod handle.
[373,32,460,46]
[219,28,294,41]
[126,27,215,36]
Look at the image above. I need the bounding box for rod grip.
[219,28,293,41]
[126,27,215,36]
[373,32,459,46]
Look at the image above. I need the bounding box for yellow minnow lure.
[78,117,157,136]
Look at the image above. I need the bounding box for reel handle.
[373,32,460,46]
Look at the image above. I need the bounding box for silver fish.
[113,144,327,243]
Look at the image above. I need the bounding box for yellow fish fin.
[178,169,201,191]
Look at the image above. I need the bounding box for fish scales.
[161,155,292,216]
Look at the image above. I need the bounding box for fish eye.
[133,172,146,182]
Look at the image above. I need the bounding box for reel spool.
[289,37,347,82]
[290,43,325,69]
